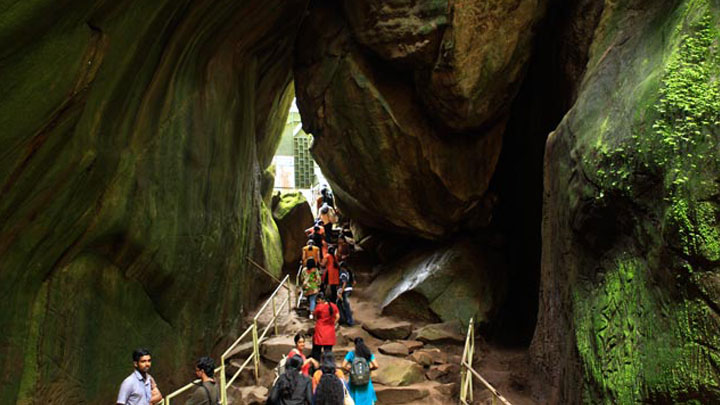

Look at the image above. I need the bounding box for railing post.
[288,279,293,314]
[272,295,279,336]
[220,356,227,405]
[469,319,474,402]
[252,319,260,383]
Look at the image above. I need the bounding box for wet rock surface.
[0,0,308,402]
[531,1,720,402]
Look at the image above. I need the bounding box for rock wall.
[295,0,547,239]
[532,0,720,402]
[0,0,307,403]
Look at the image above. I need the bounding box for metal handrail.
[162,269,293,405]
[459,318,512,405]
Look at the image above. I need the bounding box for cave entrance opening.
[271,97,329,218]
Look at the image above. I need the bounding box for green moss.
[261,201,283,278]
[273,191,308,219]
[573,1,720,402]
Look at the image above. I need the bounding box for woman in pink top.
[287,334,318,376]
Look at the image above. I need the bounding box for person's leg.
[342,291,354,325]
[323,345,333,353]
[324,223,333,242]
[329,285,338,303]
[308,294,317,314]
[337,296,347,325]
[311,342,322,362]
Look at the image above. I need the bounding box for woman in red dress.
[311,292,340,362]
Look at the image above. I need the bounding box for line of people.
[268,335,378,405]
[268,186,378,405]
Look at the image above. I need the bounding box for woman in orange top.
[302,240,321,267]
[321,246,340,303]
[312,352,345,393]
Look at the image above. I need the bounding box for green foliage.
[575,1,720,402]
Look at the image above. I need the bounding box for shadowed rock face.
[532,0,720,402]
[0,0,307,402]
[294,0,546,239]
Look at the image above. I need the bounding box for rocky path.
[223,275,540,404]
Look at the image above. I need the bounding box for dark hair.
[315,359,343,405]
[338,261,346,268]
[294,333,305,345]
[320,351,336,374]
[321,206,329,214]
[132,348,151,362]
[196,356,215,377]
[354,338,372,361]
[307,239,314,245]
[328,246,336,255]
[313,225,320,231]
[277,355,303,398]
[316,293,334,316]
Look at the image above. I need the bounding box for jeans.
[339,291,354,325]
[308,294,317,313]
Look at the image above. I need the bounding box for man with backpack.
[185,357,220,405]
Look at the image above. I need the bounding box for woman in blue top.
[341,338,379,405]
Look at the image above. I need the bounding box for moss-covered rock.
[272,192,313,273]
[0,0,307,402]
[531,0,720,402]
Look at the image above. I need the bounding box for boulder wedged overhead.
[0,0,307,402]
[294,0,546,239]
[531,0,720,402]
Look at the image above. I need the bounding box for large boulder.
[294,0,547,239]
[362,319,413,340]
[372,354,426,387]
[0,0,308,402]
[369,238,506,326]
[531,1,720,403]
[374,385,430,404]
[272,192,314,272]
[415,321,466,345]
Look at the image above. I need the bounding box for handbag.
[342,382,355,405]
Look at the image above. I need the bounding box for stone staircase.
[222,284,470,405]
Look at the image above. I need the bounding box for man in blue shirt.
[117,348,162,405]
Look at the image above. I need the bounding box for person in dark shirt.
[185,357,219,405]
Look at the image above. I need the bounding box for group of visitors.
[117,186,376,405]
[301,186,356,326]
[267,185,378,405]
[116,349,218,405]
[268,335,378,405]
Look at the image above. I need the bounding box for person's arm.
[334,305,340,323]
[341,359,350,371]
[184,386,206,405]
[150,376,163,404]
[116,379,131,405]
[370,359,379,370]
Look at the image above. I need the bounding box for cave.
[2,0,720,403]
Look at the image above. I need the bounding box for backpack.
[274,354,288,378]
[350,356,370,386]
